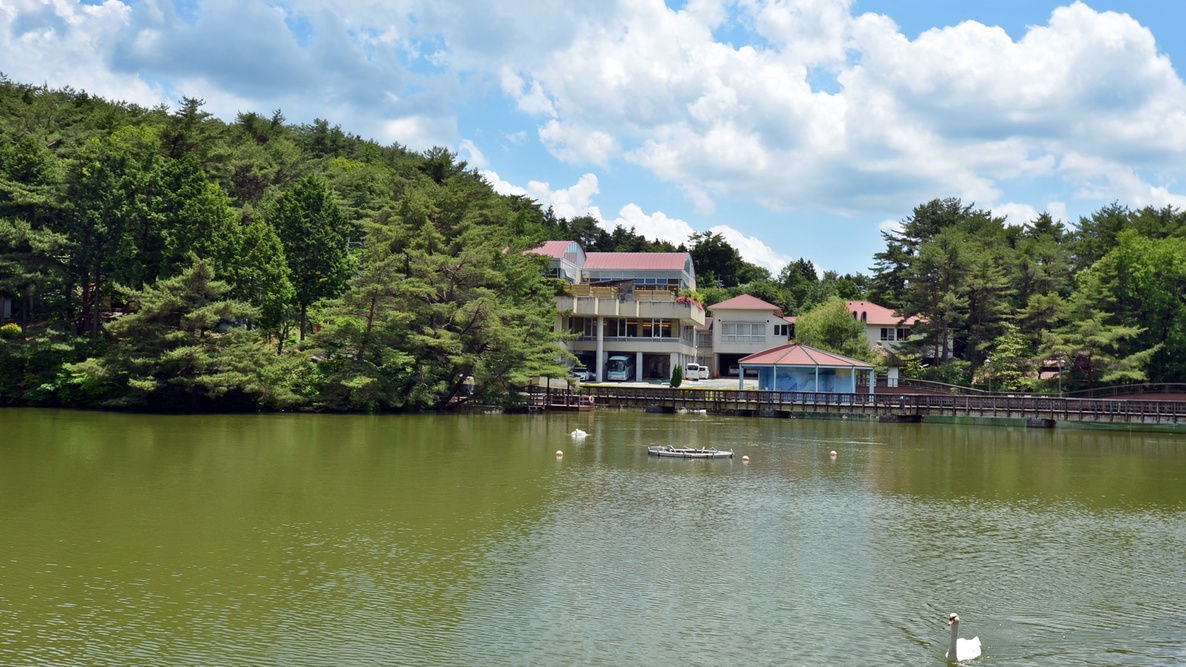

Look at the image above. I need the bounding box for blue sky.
[4,1,1185,277]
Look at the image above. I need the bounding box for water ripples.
[2,412,1185,665]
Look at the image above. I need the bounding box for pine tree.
[268,176,352,339]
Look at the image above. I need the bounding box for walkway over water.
[562,386,1186,427]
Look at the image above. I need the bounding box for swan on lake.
[570,429,588,438]
[946,613,981,663]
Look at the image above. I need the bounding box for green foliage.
[312,166,572,411]
[1038,271,1156,390]
[981,322,1031,392]
[1089,231,1186,383]
[231,217,295,336]
[670,364,683,388]
[269,175,353,339]
[4,78,1185,408]
[793,296,873,361]
[688,231,745,288]
[0,324,88,406]
[924,359,971,387]
[61,258,305,410]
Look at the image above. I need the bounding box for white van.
[685,363,708,380]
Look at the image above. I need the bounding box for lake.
[1,408,1184,665]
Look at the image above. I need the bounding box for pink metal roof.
[583,252,690,271]
[846,300,919,325]
[709,294,783,313]
[527,241,574,259]
[739,342,873,368]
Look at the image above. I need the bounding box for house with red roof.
[528,241,705,382]
[702,294,794,377]
[845,300,920,352]
[697,295,922,382]
[738,342,875,392]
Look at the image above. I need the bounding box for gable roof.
[846,300,920,325]
[709,294,783,313]
[739,342,873,369]
[583,252,691,271]
[527,241,576,259]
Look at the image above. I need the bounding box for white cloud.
[1,0,164,107]
[608,204,696,244]
[379,115,456,151]
[991,203,1040,227]
[481,170,602,220]
[605,205,787,272]
[878,218,903,236]
[740,0,855,66]
[483,170,787,271]
[502,0,1186,219]
[539,120,619,167]
[708,225,792,273]
[500,67,555,117]
[458,139,487,168]
[6,0,1186,263]
[480,170,526,196]
[1046,201,1069,224]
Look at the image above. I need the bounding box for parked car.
[568,365,591,382]
[685,363,708,380]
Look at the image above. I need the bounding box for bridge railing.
[574,386,1186,422]
[1064,383,1186,399]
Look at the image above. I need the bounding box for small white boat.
[648,445,733,459]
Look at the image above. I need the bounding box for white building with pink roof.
[529,241,705,383]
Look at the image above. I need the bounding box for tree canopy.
[867,198,1175,389]
[0,78,1181,409]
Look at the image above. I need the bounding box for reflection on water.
[1,409,1184,665]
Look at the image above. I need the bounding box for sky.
[3,1,1185,277]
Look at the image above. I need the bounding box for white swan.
[946,613,981,663]
[570,429,588,439]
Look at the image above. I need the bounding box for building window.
[610,319,638,337]
[573,318,600,338]
[641,319,674,338]
[773,324,789,338]
[721,322,765,342]
[897,327,910,340]
[880,327,895,341]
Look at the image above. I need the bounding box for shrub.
[670,364,683,388]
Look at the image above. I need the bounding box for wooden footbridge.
[527,386,1186,428]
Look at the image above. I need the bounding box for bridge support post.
[1026,418,1056,429]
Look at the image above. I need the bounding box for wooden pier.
[545,386,1186,428]
[524,386,596,412]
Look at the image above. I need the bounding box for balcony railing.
[556,294,706,325]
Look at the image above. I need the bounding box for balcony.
[555,293,706,325]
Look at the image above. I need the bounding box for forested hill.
[862,198,1186,391]
[0,78,651,411]
[2,78,1185,410]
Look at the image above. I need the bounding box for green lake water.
[1,408,1184,665]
